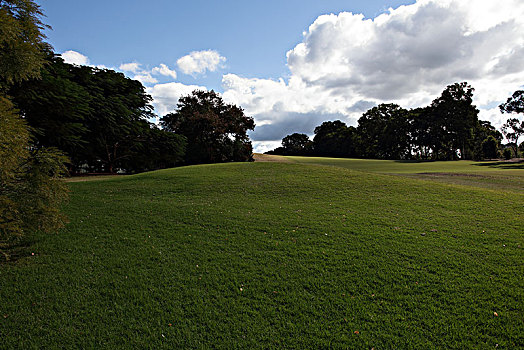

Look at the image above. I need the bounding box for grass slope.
[1,162,523,348]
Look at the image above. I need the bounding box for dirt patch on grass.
[65,174,125,182]
[416,172,486,178]
[253,153,292,163]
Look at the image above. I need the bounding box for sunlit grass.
[1,161,522,348]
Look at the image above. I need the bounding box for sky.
[41,0,524,152]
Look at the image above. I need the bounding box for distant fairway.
[1,160,522,348]
[284,155,524,193]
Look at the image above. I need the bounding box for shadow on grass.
[0,238,34,264]
[472,160,524,169]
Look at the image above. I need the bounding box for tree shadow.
[0,238,35,264]
[472,161,524,169]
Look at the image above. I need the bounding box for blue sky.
[40,0,524,152]
[42,0,414,88]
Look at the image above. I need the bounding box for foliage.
[499,90,524,115]
[426,82,479,159]
[11,55,184,173]
[503,148,513,160]
[1,161,522,347]
[10,53,90,150]
[501,118,524,158]
[119,124,187,173]
[0,97,68,250]
[278,133,312,155]
[499,90,524,158]
[357,104,410,159]
[481,135,499,159]
[161,90,255,164]
[313,120,357,158]
[0,0,68,249]
[0,0,50,89]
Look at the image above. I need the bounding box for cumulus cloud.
[177,50,226,75]
[119,62,177,85]
[119,62,142,73]
[61,50,90,65]
[133,73,158,85]
[222,0,524,147]
[151,64,177,79]
[147,82,207,116]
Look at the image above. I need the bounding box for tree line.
[268,83,524,160]
[9,53,254,174]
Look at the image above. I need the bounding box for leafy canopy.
[161,90,255,164]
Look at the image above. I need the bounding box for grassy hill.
[1,159,523,348]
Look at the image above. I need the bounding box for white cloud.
[222,0,524,146]
[177,50,226,75]
[119,62,142,73]
[61,50,90,65]
[147,82,207,116]
[133,73,158,85]
[151,64,177,79]
[251,141,282,154]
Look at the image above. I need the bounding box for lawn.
[286,156,524,193]
[1,161,522,348]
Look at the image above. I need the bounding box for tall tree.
[0,0,68,251]
[499,90,524,158]
[429,82,479,160]
[357,104,411,159]
[161,90,255,164]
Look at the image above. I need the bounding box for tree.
[500,118,524,158]
[357,104,411,159]
[118,123,187,173]
[10,53,91,156]
[428,82,479,159]
[11,55,179,173]
[499,90,524,158]
[161,90,255,164]
[481,136,499,159]
[281,133,312,155]
[0,0,50,89]
[1,0,68,252]
[313,120,357,158]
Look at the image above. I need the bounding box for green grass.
[287,156,524,193]
[1,161,523,348]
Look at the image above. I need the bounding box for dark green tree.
[429,82,479,160]
[10,53,91,155]
[313,120,357,157]
[470,120,502,160]
[481,136,499,159]
[281,133,312,155]
[357,104,411,159]
[119,123,186,173]
[161,90,255,164]
[408,107,438,159]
